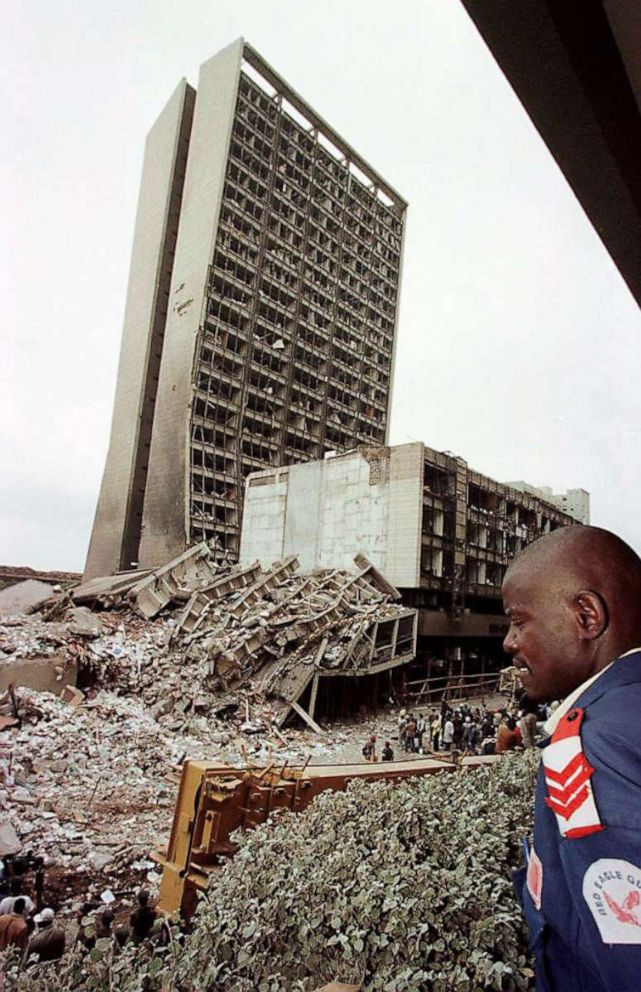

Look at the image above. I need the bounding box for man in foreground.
[502,526,641,991]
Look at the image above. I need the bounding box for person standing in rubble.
[404,714,417,753]
[26,907,66,963]
[462,716,474,750]
[416,713,426,752]
[362,735,378,762]
[430,711,441,751]
[453,709,464,749]
[381,741,394,761]
[130,890,158,945]
[0,896,29,953]
[441,713,454,751]
[397,710,408,752]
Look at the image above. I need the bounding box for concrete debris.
[0,580,55,616]
[0,686,213,915]
[0,650,77,696]
[68,607,104,638]
[0,546,419,921]
[0,821,21,857]
[24,549,416,729]
[128,542,220,618]
[60,684,85,707]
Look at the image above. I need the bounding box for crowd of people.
[362,696,551,762]
[0,861,164,966]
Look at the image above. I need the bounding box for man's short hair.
[12,897,26,915]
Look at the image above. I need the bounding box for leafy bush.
[4,752,538,991]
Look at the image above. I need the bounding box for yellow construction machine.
[153,753,491,918]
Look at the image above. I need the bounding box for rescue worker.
[502,525,641,992]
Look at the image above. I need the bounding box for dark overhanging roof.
[459,0,641,311]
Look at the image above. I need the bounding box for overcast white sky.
[3,0,641,572]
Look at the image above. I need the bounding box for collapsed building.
[37,544,416,725]
[240,441,588,704]
[85,38,406,579]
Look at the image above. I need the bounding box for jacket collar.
[544,647,641,735]
[574,648,641,709]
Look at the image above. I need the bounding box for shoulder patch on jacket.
[542,707,604,839]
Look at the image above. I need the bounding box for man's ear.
[574,590,609,639]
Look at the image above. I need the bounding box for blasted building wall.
[84,80,195,579]
[138,40,244,567]
[240,443,424,583]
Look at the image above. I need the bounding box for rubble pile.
[167,551,415,725]
[4,544,415,732]
[3,753,538,992]
[0,687,213,912]
[0,545,420,920]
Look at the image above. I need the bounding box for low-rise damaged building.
[240,442,588,701]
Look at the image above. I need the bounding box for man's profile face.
[502,565,587,702]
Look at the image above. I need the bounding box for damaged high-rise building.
[85,39,406,579]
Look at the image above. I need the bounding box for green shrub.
[3,752,538,992]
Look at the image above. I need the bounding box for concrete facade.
[85,80,195,577]
[558,488,590,525]
[86,40,406,577]
[240,445,423,583]
[139,41,244,568]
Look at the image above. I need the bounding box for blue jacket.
[515,651,641,992]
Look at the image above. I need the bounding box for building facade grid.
[418,446,579,615]
[189,56,405,554]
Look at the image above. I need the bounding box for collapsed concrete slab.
[72,568,152,607]
[0,579,55,616]
[0,653,78,695]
